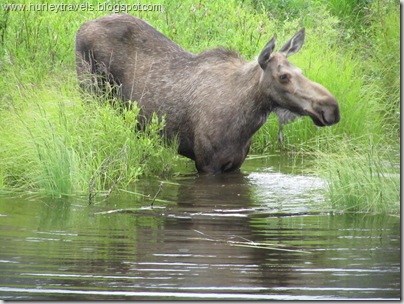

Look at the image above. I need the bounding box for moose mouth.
[305,109,332,127]
[274,105,339,127]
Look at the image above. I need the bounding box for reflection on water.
[0,155,400,300]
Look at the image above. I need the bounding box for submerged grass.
[0,0,400,213]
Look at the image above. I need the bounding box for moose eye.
[279,74,289,82]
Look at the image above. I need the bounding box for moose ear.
[258,34,276,69]
[278,28,305,57]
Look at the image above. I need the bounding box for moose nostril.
[322,105,340,125]
[321,111,336,126]
[321,111,331,125]
[334,108,341,123]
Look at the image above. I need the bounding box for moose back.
[75,14,340,174]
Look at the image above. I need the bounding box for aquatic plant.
[317,138,399,214]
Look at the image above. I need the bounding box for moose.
[75,14,340,174]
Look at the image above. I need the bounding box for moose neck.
[232,60,273,139]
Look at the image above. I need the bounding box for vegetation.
[0,0,399,213]
[317,137,399,214]
[249,0,399,214]
[0,78,178,197]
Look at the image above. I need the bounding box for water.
[0,155,400,300]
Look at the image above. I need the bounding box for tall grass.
[0,0,400,212]
[0,0,274,196]
[364,1,400,134]
[317,138,399,214]
[0,75,178,197]
[249,0,399,214]
[252,1,399,153]
[316,1,399,214]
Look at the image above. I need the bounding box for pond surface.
[0,155,400,300]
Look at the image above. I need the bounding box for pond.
[0,155,400,300]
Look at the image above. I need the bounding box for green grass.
[248,0,399,214]
[0,74,178,197]
[252,1,399,153]
[317,138,399,214]
[0,0,400,213]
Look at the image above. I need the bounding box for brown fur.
[75,14,340,174]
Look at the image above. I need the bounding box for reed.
[0,76,178,197]
[317,137,399,214]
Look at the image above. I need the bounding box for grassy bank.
[0,0,399,213]
[249,0,400,214]
[251,0,399,151]
[0,75,178,197]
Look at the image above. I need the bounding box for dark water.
[0,155,400,300]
